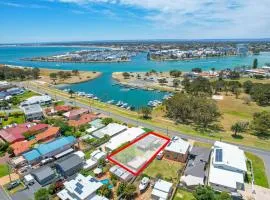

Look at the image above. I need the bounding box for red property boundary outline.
[107,132,170,176]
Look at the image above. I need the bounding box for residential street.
[20,82,270,184]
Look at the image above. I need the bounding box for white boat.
[116,101,124,106]
[93,96,99,100]
[106,100,115,104]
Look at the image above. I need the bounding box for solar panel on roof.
[76,182,84,189]
[75,187,83,195]
[215,149,223,162]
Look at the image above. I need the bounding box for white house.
[92,123,127,138]
[20,95,52,107]
[151,179,173,200]
[105,127,145,152]
[57,173,108,200]
[208,141,247,193]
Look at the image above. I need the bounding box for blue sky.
[1,0,270,43]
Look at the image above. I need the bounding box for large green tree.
[231,121,249,136]
[34,188,50,200]
[251,111,270,136]
[193,185,216,200]
[139,106,152,119]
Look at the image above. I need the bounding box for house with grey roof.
[31,166,56,186]
[55,154,84,177]
[180,147,211,188]
[22,104,44,121]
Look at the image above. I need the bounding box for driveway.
[239,184,270,200]
[11,180,41,200]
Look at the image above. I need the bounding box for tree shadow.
[231,134,244,139]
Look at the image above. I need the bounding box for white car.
[139,177,150,192]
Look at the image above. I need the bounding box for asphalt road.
[19,82,270,184]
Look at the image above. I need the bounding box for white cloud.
[49,0,270,38]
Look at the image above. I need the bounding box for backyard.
[144,159,184,183]
[173,189,195,200]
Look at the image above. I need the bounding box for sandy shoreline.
[112,72,179,92]
[1,64,102,85]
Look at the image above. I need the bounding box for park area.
[108,132,170,175]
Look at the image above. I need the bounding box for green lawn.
[1,115,25,127]
[16,91,39,102]
[173,189,195,200]
[144,159,183,183]
[245,152,269,188]
[0,164,9,178]
[193,141,212,149]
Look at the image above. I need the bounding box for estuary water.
[0,46,270,107]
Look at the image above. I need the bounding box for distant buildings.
[163,136,190,162]
[208,141,247,192]
[236,44,249,56]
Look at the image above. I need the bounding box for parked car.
[156,151,164,160]
[139,177,150,192]
[7,180,20,190]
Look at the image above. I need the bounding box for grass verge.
[245,152,269,188]
[0,164,9,178]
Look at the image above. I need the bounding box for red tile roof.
[55,105,72,112]
[35,127,60,142]
[68,113,98,127]
[10,139,37,156]
[0,123,49,143]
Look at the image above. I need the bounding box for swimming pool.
[100,179,113,189]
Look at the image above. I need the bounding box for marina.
[1,46,270,108]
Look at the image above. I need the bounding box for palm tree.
[68,89,75,98]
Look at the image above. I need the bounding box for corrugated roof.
[37,136,76,155]
[56,154,83,172]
